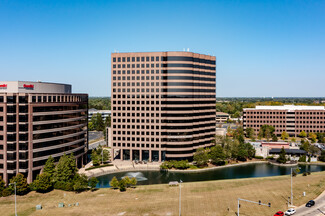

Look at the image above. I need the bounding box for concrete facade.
[111,51,216,161]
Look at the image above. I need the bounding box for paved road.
[89,140,106,150]
[295,190,325,216]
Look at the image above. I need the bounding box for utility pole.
[179,180,181,216]
[237,198,271,216]
[291,167,301,206]
[9,182,17,216]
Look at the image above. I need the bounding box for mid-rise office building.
[216,112,230,123]
[0,81,88,184]
[88,109,111,121]
[243,105,325,137]
[111,51,216,161]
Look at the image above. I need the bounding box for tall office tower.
[0,81,88,184]
[111,51,216,161]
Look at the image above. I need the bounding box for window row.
[113,82,160,87]
[113,56,160,63]
[113,64,160,69]
[112,76,160,81]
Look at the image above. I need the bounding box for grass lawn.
[1,171,325,216]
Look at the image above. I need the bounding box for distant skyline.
[0,0,324,97]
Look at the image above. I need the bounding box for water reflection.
[96,163,325,188]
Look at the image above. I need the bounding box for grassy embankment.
[1,171,325,216]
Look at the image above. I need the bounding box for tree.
[54,154,77,183]
[34,172,53,193]
[309,145,320,156]
[193,148,209,167]
[277,147,287,164]
[91,150,100,166]
[299,131,307,138]
[9,173,29,195]
[130,177,137,188]
[0,176,5,194]
[209,145,226,165]
[272,135,278,142]
[281,131,289,140]
[237,143,249,161]
[96,113,105,131]
[123,176,131,188]
[73,174,88,192]
[245,127,255,139]
[259,125,275,141]
[118,178,126,192]
[319,150,325,162]
[89,114,97,131]
[88,177,99,191]
[291,138,296,142]
[109,176,119,189]
[43,156,55,181]
[309,132,317,143]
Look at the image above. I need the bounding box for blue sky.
[0,0,324,97]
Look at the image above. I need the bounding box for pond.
[96,163,325,188]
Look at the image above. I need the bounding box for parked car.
[285,208,296,215]
[306,200,315,207]
[274,211,284,216]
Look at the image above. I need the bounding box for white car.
[285,208,296,215]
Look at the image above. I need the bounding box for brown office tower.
[0,81,88,184]
[111,51,216,161]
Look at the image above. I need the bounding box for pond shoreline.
[82,160,325,178]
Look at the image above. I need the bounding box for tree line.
[89,97,110,110]
[0,154,99,197]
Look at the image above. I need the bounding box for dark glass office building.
[0,81,88,184]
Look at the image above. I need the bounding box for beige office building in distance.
[0,81,88,184]
[111,51,216,161]
[243,105,325,137]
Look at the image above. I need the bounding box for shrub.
[298,155,307,162]
[292,171,297,177]
[303,172,307,176]
[2,188,12,197]
[54,181,73,191]
[9,173,29,195]
[118,179,126,192]
[130,177,137,188]
[109,176,119,189]
[266,156,274,159]
[88,177,99,191]
[254,156,264,160]
[307,171,311,175]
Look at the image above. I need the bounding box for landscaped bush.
[303,172,308,176]
[298,155,307,162]
[266,156,274,159]
[85,163,113,171]
[254,156,264,159]
[160,160,190,170]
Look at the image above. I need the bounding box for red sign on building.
[0,84,7,88]
[23,84,34,89]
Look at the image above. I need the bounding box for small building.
[216,112,230,123]
[88,109,111,121]
[215,127,227,136]
[261,142,290,149]
[269,149,307,161]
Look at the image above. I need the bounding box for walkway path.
[79,160,161,177]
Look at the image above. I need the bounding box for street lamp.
[9,182,17,216]
[291,167,301,206]
[179,179,182,216]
